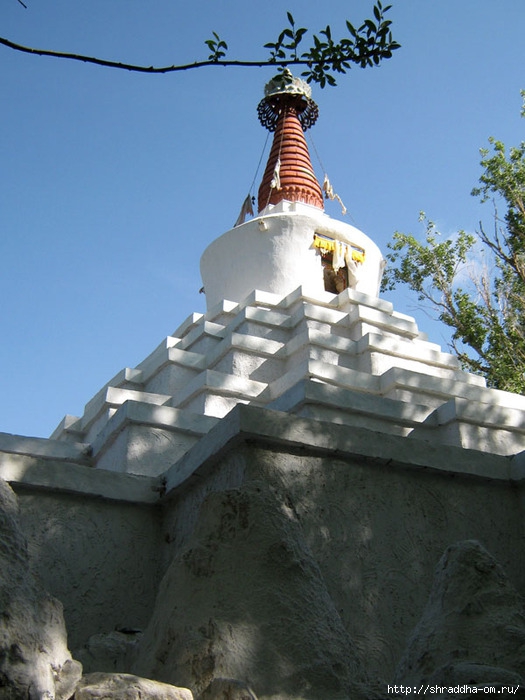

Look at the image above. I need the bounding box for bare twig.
[0,36,318,73]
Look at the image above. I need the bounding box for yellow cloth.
[312,234,365,263]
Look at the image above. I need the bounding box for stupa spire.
[257,70,324,213]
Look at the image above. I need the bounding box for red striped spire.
[257,71,324,213]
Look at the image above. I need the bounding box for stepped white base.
[50,287,525,477]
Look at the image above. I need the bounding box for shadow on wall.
[131,418,523,694]
[249,443,522,674]
[132,480,366,699]
[15,481,162,652]
[3,397,525,698]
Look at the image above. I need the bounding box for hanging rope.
[308,133,327,176]
[249,130,270,195]
[234,131,270,226]
[308,134,350,218]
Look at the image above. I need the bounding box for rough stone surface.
[74,672,193,699]
[395,540,525,688]
[426,662,524,693]
[155,438,525,682]
[198,677,258,700]
[133,481,366,700]
[16,489,160,652]
[7,432,525,684]
[0,477,82,699]
[74,630,143,674]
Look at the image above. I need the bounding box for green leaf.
[295,28,307,42]
[346,20,357,37]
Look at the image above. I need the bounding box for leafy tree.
[1,3,400,87]
[381,92,525,393]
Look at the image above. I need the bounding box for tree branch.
[0,35,317,73]
[0,3,400,84]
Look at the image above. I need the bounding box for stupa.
[1,72,525,697]
[40,70,525,474]
[201,69,383,308]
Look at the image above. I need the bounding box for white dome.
[200,201,384,310]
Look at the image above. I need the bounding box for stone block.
[207,331,284,366]
[180,393,250,421]
[308,358,381,393]
[266,359,311,401]
[75,673,193,699]
[174,370,267,413]
[91,401,218,475]
[0,431,90,464]
[202,299,240,325]
[144,361,203,397]
[94,425,197,476]
[380,367,488,406]
[50,414,84,441]
[179,321,227,354]
[304,326,357,353]
[210,349,283,385]
[238,288,283,309]
[418,397,525,456]
[347,304,420,339]
[269,379,434,433]
[357,332,460,370]
[135,337,185,380]
[335,286,394,314]
[364,351,464,383]
[237,304,291,330]
[97,367,144,393]
[81,387,172,446]
[289,301,348,328]
[171,311,205,339]
[285,343,344,369]
[279,284,336,310]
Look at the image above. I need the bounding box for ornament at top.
[257,69,319,132]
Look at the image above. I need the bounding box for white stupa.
[2,73,525,693]
[46,71,525,478]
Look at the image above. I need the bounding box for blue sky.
[1,0,524,438]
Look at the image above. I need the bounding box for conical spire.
[257,71,324,213]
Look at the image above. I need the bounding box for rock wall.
[395,540,525,689]
[134,482,365,699]
[14,489,161,651]
[159,442,524,682]
[0,478,82,698]
[2,406,525,698]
